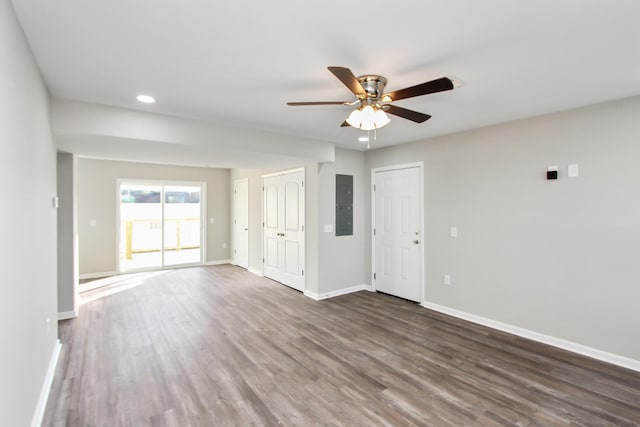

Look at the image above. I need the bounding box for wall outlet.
[210,217,215,224]
[222,242,227,249]
[450,227,458,238]
[89,219,97,228]
[443,274,451,285]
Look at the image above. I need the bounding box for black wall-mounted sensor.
[547,170,558,180]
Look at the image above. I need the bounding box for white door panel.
[263,176,283,282]
[265,237,279,268]
[233,179,249,269]
[374,167,422,302]
[263,171,305,291]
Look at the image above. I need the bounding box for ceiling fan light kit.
[346,105,391,130]
[287,66,455,142]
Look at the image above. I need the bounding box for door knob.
[413,240,420,244]
[244,228,248,231]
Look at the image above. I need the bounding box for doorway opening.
[117,180,205,272]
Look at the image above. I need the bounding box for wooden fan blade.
[287,101,350,106]
[328,66,366,96]
[340,121,350,127]
[383,77,453,102]
[385,105,431,123]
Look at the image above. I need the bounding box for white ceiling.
[11,0,640,166]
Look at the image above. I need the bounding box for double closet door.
[263,170,305,291]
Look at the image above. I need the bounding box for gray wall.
[317,148,368,293]
[0,2,59,425]
[57,152,78,315]
[77,159,230,275]
[366,95,640,361]
[305,163,320,295]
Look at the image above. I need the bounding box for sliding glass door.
[118,181,204,272]
[163,185,202,266]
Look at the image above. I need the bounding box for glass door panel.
[119,184,163,271]
[163,185,202,266]
[119,182,204,272]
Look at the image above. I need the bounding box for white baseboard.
[248,267,263,277]
[305,284,373,301]
[205,259,232,266]
[303,290,320,300]
[31,339,61,427]
[421,301,640,373]
[57,310,77,320]
[79,271,117,280]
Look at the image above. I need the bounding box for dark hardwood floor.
[44,265,640,426]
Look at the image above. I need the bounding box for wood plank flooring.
[44,265,640,426]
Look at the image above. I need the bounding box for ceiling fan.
[287,66,454,131]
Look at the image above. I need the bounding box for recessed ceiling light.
[358,136,369,142]
[136,94,155,104]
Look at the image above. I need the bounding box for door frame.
[232,178,249,269]
[115,178,207,274]
[261,167,306,290]
[371,162,425,303]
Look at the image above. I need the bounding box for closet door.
[263,170,305,291]
[263,175,283,283]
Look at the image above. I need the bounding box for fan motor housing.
[357,75,387,101]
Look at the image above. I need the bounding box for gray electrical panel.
[336,174,353,236]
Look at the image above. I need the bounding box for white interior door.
[374,167,422,302]
[263,170,305,291]
[233,179,249,269]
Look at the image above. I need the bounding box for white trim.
[303,290,320,300]
[79,271,117,280]
[304,284,373,301]
[421,301,640,373]
[261,167,305,179]
[371,162,425,302]
[57,310,77,320]
[248,267,263,276]
[205,259,232,266]
[371,161,425,173]
[31,339,61,427]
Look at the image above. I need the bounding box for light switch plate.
[324,224,333,233]
[568,164,579,178]
[450,227,458,238]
